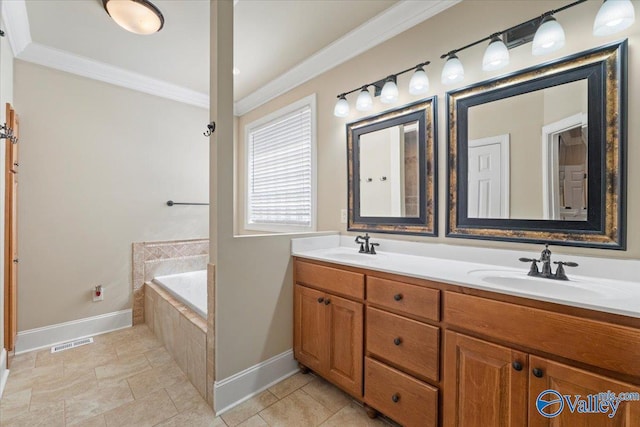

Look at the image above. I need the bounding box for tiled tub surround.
[132,239,209,325]
[145,281,208,401]
[292,234,640,318]
[153,270,208,318]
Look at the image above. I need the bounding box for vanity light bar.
[333,61,431,117]
[440,0,635,84]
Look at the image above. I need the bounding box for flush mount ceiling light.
[103,0,164,35]
[593,0,636,36]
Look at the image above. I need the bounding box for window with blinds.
[245,95,316,232]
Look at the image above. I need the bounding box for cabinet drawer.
[365,357,438,427]
[444,292,640,378]
[295,260,364,300]
[368,276,440,321]
[366,307,439,381]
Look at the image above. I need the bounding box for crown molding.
[234,0,461,116]
[2,0,208,109]
[1,0,32,56]
[19,42,209,108]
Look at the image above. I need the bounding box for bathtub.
[152,270,207,318]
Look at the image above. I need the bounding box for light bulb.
[356,87,373,111]
[593,0,635,36]
[532,16,565,56]
[482,36,509,71]
[409,67,430,95]
[441,54,464,85]
[333,96,349,118]
[380,79,399,104]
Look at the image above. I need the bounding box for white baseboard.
[0,348,9,399]
[15,309,132,354]
[214,349,299,414]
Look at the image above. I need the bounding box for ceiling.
[5,0,458,113]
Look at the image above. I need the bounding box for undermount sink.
[467,269,612,300]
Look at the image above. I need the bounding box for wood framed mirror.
[348,97,437,235]
[446,40,626,249]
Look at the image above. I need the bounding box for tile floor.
[0,325,394,426]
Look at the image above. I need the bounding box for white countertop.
[291,234,640,319]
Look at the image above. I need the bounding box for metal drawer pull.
[533,368,544,378]
[512,361,523,371]
[393,337,402,346]
[391,393,400,403]
[393,294,403,301]
[317,297,324,303]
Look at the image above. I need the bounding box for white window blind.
[247,103,313,230]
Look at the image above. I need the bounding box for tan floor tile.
[259,389,333,427]
[74,413,107,427]
[221,390,279,426]
[4,364,63,394]
[319,402,389,427]
[63,342,119,374]
[65,380,135,426]
[103,388,178,427]
[35,349,65,368]
[30,369,97,406]
[0,400,64,427]
[236,414,269,427]
[165,377,207,412]
[302,378,352,413]
[143,346,173,368]
[113,327,162,358]
[154,403,223,427]
[7,352,37,371]
[0,387,31,422]
[126,360,187,399]
[267,372,315,399]
[95,353,151,386]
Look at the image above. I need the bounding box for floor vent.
[50,337,94,354]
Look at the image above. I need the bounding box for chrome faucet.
[354,233,378,254]
[519,244,578,281]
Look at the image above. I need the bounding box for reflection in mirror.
[467,80,588,221]
[348,97,437,236]
[359,122,419,217]
[447,41,626,249]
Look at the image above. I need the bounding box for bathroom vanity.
[292,239,640,427]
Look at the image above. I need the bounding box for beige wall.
[237,0,640,258]
[214,0,639,381]
[0,13,15,356]
[14,62,209,331]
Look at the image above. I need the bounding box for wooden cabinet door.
[443,331,528,427]
[325,293,363,397]
[529,356,640,427]
[294,285,326,374]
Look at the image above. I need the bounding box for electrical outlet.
[340,209,348,224]
[93,285,104,302]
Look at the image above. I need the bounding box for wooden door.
[293,284,326,374]
[443,331,528,427]
[4,102,18,360]
[325,293,363,397]
[529,356,640,426]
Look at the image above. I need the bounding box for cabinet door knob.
[393,337,402,346]
[512,361,523,371]
[391,393,400,403]
[393,294,403,301]
[317,297,324,303]
[324,299,331,305]
[532,368,544,378]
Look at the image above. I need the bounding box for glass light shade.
[380,80,399,104]
[593,0,635,36]
[355,88,373,111]
[482,37,510,71]
[104,0,164,35]
[409,68,430,95]
[532,16,565,56]
[334,96,349,117]
[441,55,464,85]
